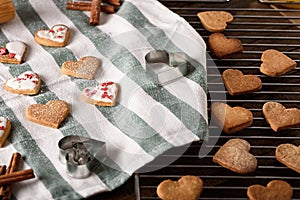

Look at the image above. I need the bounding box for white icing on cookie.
[0,117,7,137]
[6,41,26,61]
[37,25,68,43]
[6,71,40,91]
[83,82,117,103]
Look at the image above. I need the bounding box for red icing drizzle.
[0,47,8,55]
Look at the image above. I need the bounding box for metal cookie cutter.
[145,50,195,86]
[58,135,106,179]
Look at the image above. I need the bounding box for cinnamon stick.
[0,153,21,199]
[103,0,121,6]
[0,166,6,176]
[0,169,35,186]
[66,2,116,13]
[89,0,102,26]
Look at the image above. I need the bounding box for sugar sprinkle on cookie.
[197,11,233,32]
[157,175,203,200]
[213,138,257,174]
[26,100,70,128]
[61,56,100,80]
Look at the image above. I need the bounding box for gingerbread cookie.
[156,175,203,200]
[276,143,300,174]
[213,138,257,174]
[61,56,100,80]
[260,49,296,77]
[0,41,27,64]
[211,102,253,134]
[262,102,300,132]
[35,24,70,47]
[247,180,293,200]
[222,69,262,95]
[5,71,41,95]
[208,33,243,58]
[197,11,233,32]
[0,117,11,148]
[26,100,70,128]
[81,81,119,107]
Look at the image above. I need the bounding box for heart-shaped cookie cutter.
[58,135,106,179]
[145,50,195,86]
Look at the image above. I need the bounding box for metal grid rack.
[135,0,300,199]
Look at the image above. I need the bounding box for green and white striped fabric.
[0,0,207,199]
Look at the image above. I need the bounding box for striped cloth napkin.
[0,0,207,199]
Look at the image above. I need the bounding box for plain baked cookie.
[222,69,262,95]
[0,41,27,64]
[0,117,11,148]
[26,100,70,128]
[276,143,300,174]
[262,102,300,132]
[35,24,70,47]
[197,11,233,32]
[208,33,243,58]
[211,102,253,134]
[81,81,119,107]
[61,56,100,80]
[260,49,296,76]
[247,180,293,200]
[213,138,257,174]
[4,71,41,95]
[156,175,203,200]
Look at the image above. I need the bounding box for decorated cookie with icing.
[61,56,100,80]
[5,71,41,95]
[35,24,70,47]
[0,41,27,64]
[0,117,11,148]
[81,81,119,107]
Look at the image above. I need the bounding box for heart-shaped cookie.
[262,102,300,132]
[208,33,243,58]
[260,49,296,77]
[276,143,300,174]
[247,180,293,200]
[0,117,11,148]
[35,24,70,47]
[0,41,27,64]
[81,81,119,106]
[211,102,253,134]
[5,71,41,95]
[213,138,257,174]
[61,56,100,80]
[26,100,70,128]
[222,69,262,95]
[197,11,233,32]
[156,175,203,200]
